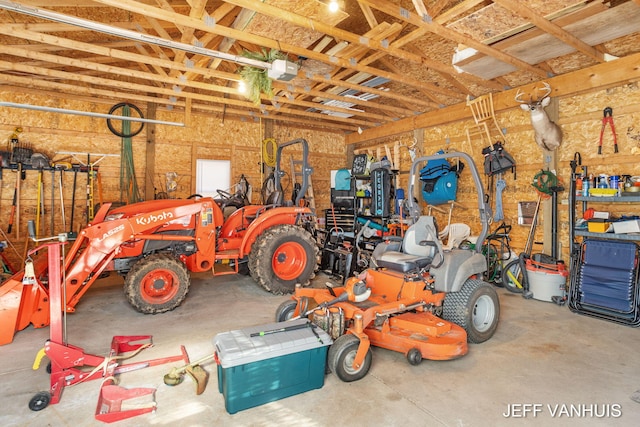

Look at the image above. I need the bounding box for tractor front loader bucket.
[0,255,50,346]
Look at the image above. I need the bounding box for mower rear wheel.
[328,334,372,382]
[249,224,317,294]
[442,279,499,344]
[275,300,298,322]
[124,254,190,314]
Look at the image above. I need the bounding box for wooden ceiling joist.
[90,0,466,99]
[0,0,638,133]
[493,0,608,63]
[358,0,550,78]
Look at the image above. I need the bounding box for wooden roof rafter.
[223,0,472,83]
[0,24,413,125]
[357,0,550,79]
[493,0,611,64]
[0,62,366,131]
[89,0,467,100]
[0,0,638,134]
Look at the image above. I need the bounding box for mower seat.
[375,216,439,273]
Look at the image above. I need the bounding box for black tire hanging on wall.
[107,102,145,138]
[124,253,190,314]
[248,224,317,294]
[442,279,500,344]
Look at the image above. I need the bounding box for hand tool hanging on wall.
[68,166,78,239]
[598,107,618,154]
[50,169,55,235]
[493,177,506,221]
[35,168,43,239]
[55,163,71,233]
[84,154,94,222]
[568,152,582,254]
[0,156,4,213]
[7,163,21,236]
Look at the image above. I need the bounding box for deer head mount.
[515,82,563,151]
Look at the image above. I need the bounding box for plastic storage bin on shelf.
[214,319,332,414]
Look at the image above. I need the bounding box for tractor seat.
[374,216,439,273]
[376,252,433,273]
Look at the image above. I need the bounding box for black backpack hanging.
[482,142,516,178]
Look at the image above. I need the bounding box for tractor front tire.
[327,334,372,382]
[249,224,317,294]
[124,254,190,314]
[442,279,500,344]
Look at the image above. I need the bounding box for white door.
[196,159,230,198]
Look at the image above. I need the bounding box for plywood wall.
[353,80,640,262]
[0,92,347,270]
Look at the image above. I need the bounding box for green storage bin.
[214,319,332,414]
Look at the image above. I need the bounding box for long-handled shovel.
[7,163,21,236]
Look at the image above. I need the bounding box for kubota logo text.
[135,211,174,226]
[100,224,125,241]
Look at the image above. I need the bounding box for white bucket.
[526,265,568,302]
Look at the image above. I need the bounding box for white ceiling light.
[328,0,339,13]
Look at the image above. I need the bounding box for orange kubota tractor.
[275,151,500,382]
[0,138,318,345]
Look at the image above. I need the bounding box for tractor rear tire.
[328,334,372,382]
[124,254,190,314]
[442,279,499,344]
[249,224,317,294]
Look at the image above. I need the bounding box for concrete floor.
[1,271,639,427]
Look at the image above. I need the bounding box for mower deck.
[365,311,468,361]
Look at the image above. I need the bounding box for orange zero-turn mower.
[275,151,500,382]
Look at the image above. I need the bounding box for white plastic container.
[526,263,568,302]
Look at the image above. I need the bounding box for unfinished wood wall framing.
[0,94,347,270]
[352,78,640,262]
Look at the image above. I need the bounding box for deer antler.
[536,82,552,100]
[514,89,527,104]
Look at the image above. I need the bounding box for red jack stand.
[26,228,190,423]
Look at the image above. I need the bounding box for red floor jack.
[25,222,190,423]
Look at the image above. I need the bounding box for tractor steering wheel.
[216,189,233,200]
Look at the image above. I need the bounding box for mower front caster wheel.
[328,334,371,382]
[275,300,298,322]
[29,391,51,411]
[407,348,422,366]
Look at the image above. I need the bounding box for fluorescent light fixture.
[0,102,185,127]
[0,0,272,71]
